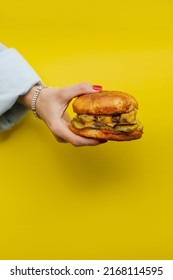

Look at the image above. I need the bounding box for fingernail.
[92,85,102,91]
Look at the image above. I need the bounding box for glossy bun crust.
[69,124,143,141]
[72,91,138,115]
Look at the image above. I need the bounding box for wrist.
[18,85,47,119]
[31,85,43,118]
[18,85,38,109]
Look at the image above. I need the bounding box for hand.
[19,82,106,147]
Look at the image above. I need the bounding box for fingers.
[54,136,68,143]
[62,111,71,123]
[39,83,105,147]
[62,82,102,102]
[51,120,104,147]
[53,111,106,146]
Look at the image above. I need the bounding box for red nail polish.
[92,85,102,91]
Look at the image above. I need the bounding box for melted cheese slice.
[72,110,143,133]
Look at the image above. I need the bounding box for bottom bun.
[69,124,143,141]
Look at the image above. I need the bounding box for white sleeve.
[0,43,42,131]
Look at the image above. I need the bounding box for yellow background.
[0,0,173,259]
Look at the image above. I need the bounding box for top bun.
[72,91,138,115]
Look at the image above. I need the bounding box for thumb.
[62,82,102,102]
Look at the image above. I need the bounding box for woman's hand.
[19,82,106,147]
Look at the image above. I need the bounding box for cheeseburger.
[69,91,143,141]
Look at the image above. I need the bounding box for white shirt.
[0,43,41,131]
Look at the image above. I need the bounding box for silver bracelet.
[31,85,43,118]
